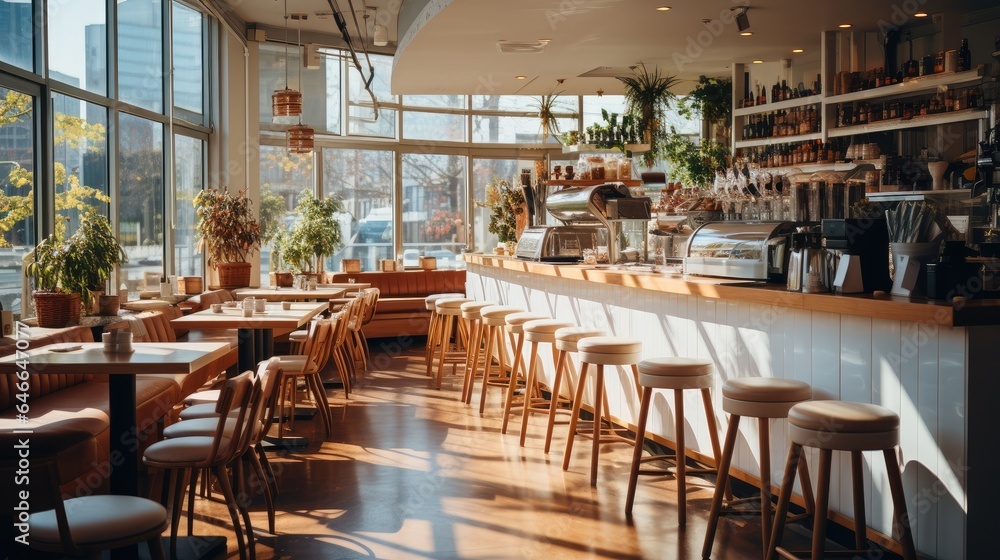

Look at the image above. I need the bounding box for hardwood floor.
[184,343,893,559]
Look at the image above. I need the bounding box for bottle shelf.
[823,67,984,105]
[734,132,823,149]
[733,94,823,117]
[827,108,989,138]
[561,143,650,154]
[749,159,885,175]
[545,180,643,187]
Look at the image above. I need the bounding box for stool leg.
[700,388,732,502]
[434,314,454,389]
[479,326,502,414]
[798,451,816,515]
[544,349,568,454]
[811,448,834,560]
[461,319,482,403]
[702,414,741,559]
[766,443,803,560]
[883,449,917,560]
[425,311,439,377]
[625,386,653,516]
[759,419,773,558]
[590,364,605,487]
[518,342,542,446]
[851,450,867,551]
[674,389,687,527]
[501,335,528,434]
[563,362,590,471]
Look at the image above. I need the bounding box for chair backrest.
[305,319,335,374]
[250,357,283,445]
[206,370,256,466]
[361,288,380,325]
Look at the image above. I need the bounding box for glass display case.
[685,221,801,281]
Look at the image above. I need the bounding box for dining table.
[233,285,359,302]
[170,301,329,373]
[0,341,231,559]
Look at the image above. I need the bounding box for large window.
[258,43,341,134]
[348,54,396,138]
[118,113,163,293]
[53,94,109,234]
[48,0,107,95]
[172,1,204,118]
[258,145,313,284]
[118,0,164,113]
[174,134,203,277]
[322,148,394,272]
[402,153,467,269]
[0,1,34,71]
[472,95,577,144]
[0,86,35,317]
[472,158,536,252]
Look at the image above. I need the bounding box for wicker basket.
[33,291,81,328]
[216,262,252,289]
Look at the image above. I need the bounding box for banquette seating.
[324,270,466,339]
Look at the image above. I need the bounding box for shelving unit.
[824,67,984,105]
[827,108,989,138]
[545,179,642,187]
[748,159,884,176]
[733,94,822,117]
[561,143,650,154]
[734,132,823,149]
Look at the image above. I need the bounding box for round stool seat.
[504,312,549,334]
[481,306,523,326]
[29,495,167,547]
[436,297,473,316]
[555,327,607,353]
[578,336,642,366]
[789,401,900,451]
[461,301,495,320]
[523,319,575,343]
[637,357,714,390]
[425,292,465,311]
[722,378,812,418]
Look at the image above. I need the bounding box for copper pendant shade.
[287,124,315,154]
[272,88,302,117]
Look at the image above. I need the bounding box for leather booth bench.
[324,270,466,339]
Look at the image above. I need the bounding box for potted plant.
[281,191,344,281]
[617,62,680,168]
[24,234,80,327]
[269,230,294,288]
[679,75,733,145]
[61,212,128,314]
[474,178,525,255]
[194,187,262,288]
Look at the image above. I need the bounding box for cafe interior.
[1,0,999,558]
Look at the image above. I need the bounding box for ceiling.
[226,0,998,95]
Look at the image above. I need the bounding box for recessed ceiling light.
[515,75,526,80]
[740,31,753,36]
[839,24,852,28]
[656,6,671,11]
[914,11,928,17]
[792,49,804,53]
[752,60,763,64]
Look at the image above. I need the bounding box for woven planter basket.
[216,262,252,289]
[33,292,81,328]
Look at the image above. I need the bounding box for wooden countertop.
[464,254,1000,327]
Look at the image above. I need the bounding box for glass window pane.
[0,87,35,318]
[172,1,203,115]
[472,158,536,253]
[258,43,341,134]
[348,53,395,138]
[322,148,394,272]
[402,153,467,269]
[118,113,163,295]
[48,0,106,95]
[174,135,203,277]
[582,95,628,131]
[403,111,465,142]
[403,95,465,109]
[472,115,575,144]
[53,94,109,236]
[118,0,164,112]
[0,0,33,71]
[258,145,313,285]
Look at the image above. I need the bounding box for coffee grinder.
[821,219,892,293]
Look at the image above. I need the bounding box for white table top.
[0,342,230,375]
[234,287,351,301]
[170,301,328,330]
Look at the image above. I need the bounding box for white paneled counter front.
[465,255,1000,560]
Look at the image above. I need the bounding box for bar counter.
[465,254,997,560]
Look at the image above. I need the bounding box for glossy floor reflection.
[183,344,883,559]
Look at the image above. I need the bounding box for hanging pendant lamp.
[272,0,302,118]
[286,13,313,154]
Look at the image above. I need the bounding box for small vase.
[504,241,517,256]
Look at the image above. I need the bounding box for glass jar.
[618,157,633,181]
[605,155,619,180]
[587,156,605,180]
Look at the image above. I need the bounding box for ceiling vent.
[577,66,636,78]
[314,10,333,19]
[496,40,550,54]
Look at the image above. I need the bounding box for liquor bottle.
[757,83,766,106]
[782,79,790,101]
[813,74,822,95]
[958,39,971,72]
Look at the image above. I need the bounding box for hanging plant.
[680,75,733,144]
[617,62,681,168]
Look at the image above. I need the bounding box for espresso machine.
[821,218,892,293]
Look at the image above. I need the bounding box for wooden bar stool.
[766,401,917,560]
[516,319,575,446]
[563,336,642,487]
[702,378,815,558]
[625,357,724,527]
[424,292,465,377]
[432,298,473,389]
[544,326,606,454]
[499,311,549,434]
[477,306,523,414]
[459,300,496,403]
